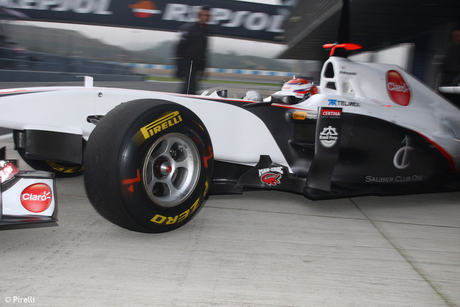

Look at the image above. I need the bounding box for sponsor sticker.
[140,111,183,140]
[365,175,425,183]
[328,99,360,107]
[259,167,283,186]
[321,109,341,118]
[393,135,413,170]
[386,70,411,106]
[293,111,307,120]
[21,183,52,213]
[340,71,357,76]
[319,126,339,148]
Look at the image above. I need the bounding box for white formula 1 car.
[0,148,57,227]
[0,3,459,232]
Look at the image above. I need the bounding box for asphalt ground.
[0,81,459,306]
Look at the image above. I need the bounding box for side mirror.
[271,94,298,104]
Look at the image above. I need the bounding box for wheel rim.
[143,133,201,207]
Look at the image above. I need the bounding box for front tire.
[84,99,214,233]
[18,152,84,177]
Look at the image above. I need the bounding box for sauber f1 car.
[0,2,459,232]
[0,148,57,227]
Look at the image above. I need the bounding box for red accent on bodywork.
[323,43,363,56]
[418,133,456,173]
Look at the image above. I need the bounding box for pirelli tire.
[84,99,214,233]
[17,152,84,178]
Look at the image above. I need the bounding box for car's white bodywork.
[0,56,459,172]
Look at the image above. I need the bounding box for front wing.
[1,169,57,227]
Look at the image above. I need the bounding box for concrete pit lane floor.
[0,82,459,306]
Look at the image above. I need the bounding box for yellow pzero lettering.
[151,214,167,224]
[166,216,178,224]
[140,111,182,140]
[190,197,201,214]
[178,210,189,222]
[203,180,209,197]
[150,179,209,225]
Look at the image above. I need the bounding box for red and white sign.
[21,183,52,213]
[130,1,162,18]
[386,70,411,106]
[321,109,341,117]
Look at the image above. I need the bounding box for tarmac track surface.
[0,81,459,307]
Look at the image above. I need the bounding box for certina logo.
[0,0,113,14]
[393,135,413,169]
[328,99,360,107]
[130,1,161,18]
[21,183,52,213]
[321,109,341,117]
[259,167,283,186]
[386,70,411,106]
[319,126,339,148]
[136,3,285,33]
[140,111,183,140]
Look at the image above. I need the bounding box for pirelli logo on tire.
[140,111,183,140]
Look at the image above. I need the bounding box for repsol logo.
[163,4,284,32]
[140,111,183,140]
[0,0,113,14]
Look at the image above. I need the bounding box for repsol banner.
[0,0,287,42]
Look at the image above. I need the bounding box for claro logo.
[21,183,52,213]
[386,70,411,106]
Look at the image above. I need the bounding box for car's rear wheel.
[84,99,214,233]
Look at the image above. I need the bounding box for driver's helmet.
[278,78,312,101]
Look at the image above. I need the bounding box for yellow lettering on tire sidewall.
[150,180,208,225]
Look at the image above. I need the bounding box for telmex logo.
[21,183,52,213]
[129,2,284,33]
[386,70,411,106]
[140,111,183,140]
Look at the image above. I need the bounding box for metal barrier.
[0,47,132,75]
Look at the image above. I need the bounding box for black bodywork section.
[208,98,459,199]
[14,130,83,164]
